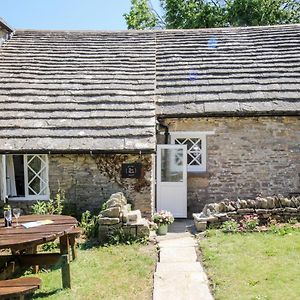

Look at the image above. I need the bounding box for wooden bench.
[0,277,41,300]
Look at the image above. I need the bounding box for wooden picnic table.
[0,214,78,289]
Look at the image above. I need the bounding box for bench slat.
[0,277,41,297]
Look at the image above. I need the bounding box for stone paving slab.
[153,221,214,300]
[153,270,213,300]
[156,262,205,273]
[160,247,197,263]
[158,236,197,248]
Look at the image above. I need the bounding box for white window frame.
[6,154,49,201]
[170,131,214,173]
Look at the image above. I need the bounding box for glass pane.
[28,174,41,195]
[175,139,185,145]
[28,156,41,173]
[161,148,183,182]
[188,153,202,165]
[26,155,47,195]
[188,139,201,151]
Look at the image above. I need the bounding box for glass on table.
[13,208,21,226]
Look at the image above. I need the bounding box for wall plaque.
[121,163,142,179]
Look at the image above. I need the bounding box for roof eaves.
[0,17,13,33]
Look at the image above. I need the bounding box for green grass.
[200,230,300,300]
[25,243,156,300]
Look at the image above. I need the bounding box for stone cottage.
[0,19,299,218]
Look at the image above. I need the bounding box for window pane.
[28,155,41,174]
[26,155,48,196]
[28,173,41,195]
[13,155,25,197]
[161,148,183,182]
[188,153,202,165]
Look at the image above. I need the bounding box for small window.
[171,132,211,172]
[3,154,49,200]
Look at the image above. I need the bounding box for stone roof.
[0,25,299,152]
[0,18,13,33]
[0,30,156,152]
[156,24,300,116]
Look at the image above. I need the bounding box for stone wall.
[162,116,300,216]
[48,153,154,218]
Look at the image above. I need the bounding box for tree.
[123,0,159,29]
[124,0,300,29]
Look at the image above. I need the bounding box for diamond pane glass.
[175,138,202,167]
[28,155,41,173]
[26,155,48,196]
[28,176,41,195]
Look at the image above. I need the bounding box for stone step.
[156,262,205,274]
[153,270,214,300]
[159,246,197,263]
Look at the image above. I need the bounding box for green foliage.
[240,214,259,231]
[124,0,159,29]
[221,220,239,233]
[269,224,298,236]
[101,202,107,211]
[227,0,300,26]
[161,0,227,29]
[79,210,99,239]
[41,241,58,252]
[106,227,148,245]
[32,189,65,215]
[288,217,298,225]
[124,0,300,29]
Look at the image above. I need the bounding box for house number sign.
[121,163,142,179]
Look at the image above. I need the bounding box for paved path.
[153,221,214,300]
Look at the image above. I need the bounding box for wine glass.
[4,210,12,228]
[13,208,21,226]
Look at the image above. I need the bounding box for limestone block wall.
[163,116,300,216]
[48,153,154,218]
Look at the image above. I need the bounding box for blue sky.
[0,0,161,30]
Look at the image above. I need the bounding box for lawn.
[199,229,300,300]
[24,243,156,300]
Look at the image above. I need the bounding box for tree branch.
[149,0,166,27]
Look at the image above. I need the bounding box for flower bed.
[194,194,300,231]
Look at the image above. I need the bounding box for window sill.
[8,196,49,201]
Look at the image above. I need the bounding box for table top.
[0,215,77,250]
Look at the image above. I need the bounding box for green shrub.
[41,241,58,252]
[32,188,65,215]
[107,227,148,245]
[80,210,99,239]
[221,220,239,233]
[269,224,295,236]
[241,214,259,231]
[288,217,298,225]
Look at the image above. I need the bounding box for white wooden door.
[157,144,187,218]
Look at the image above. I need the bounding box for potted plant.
[153,210,174,235]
